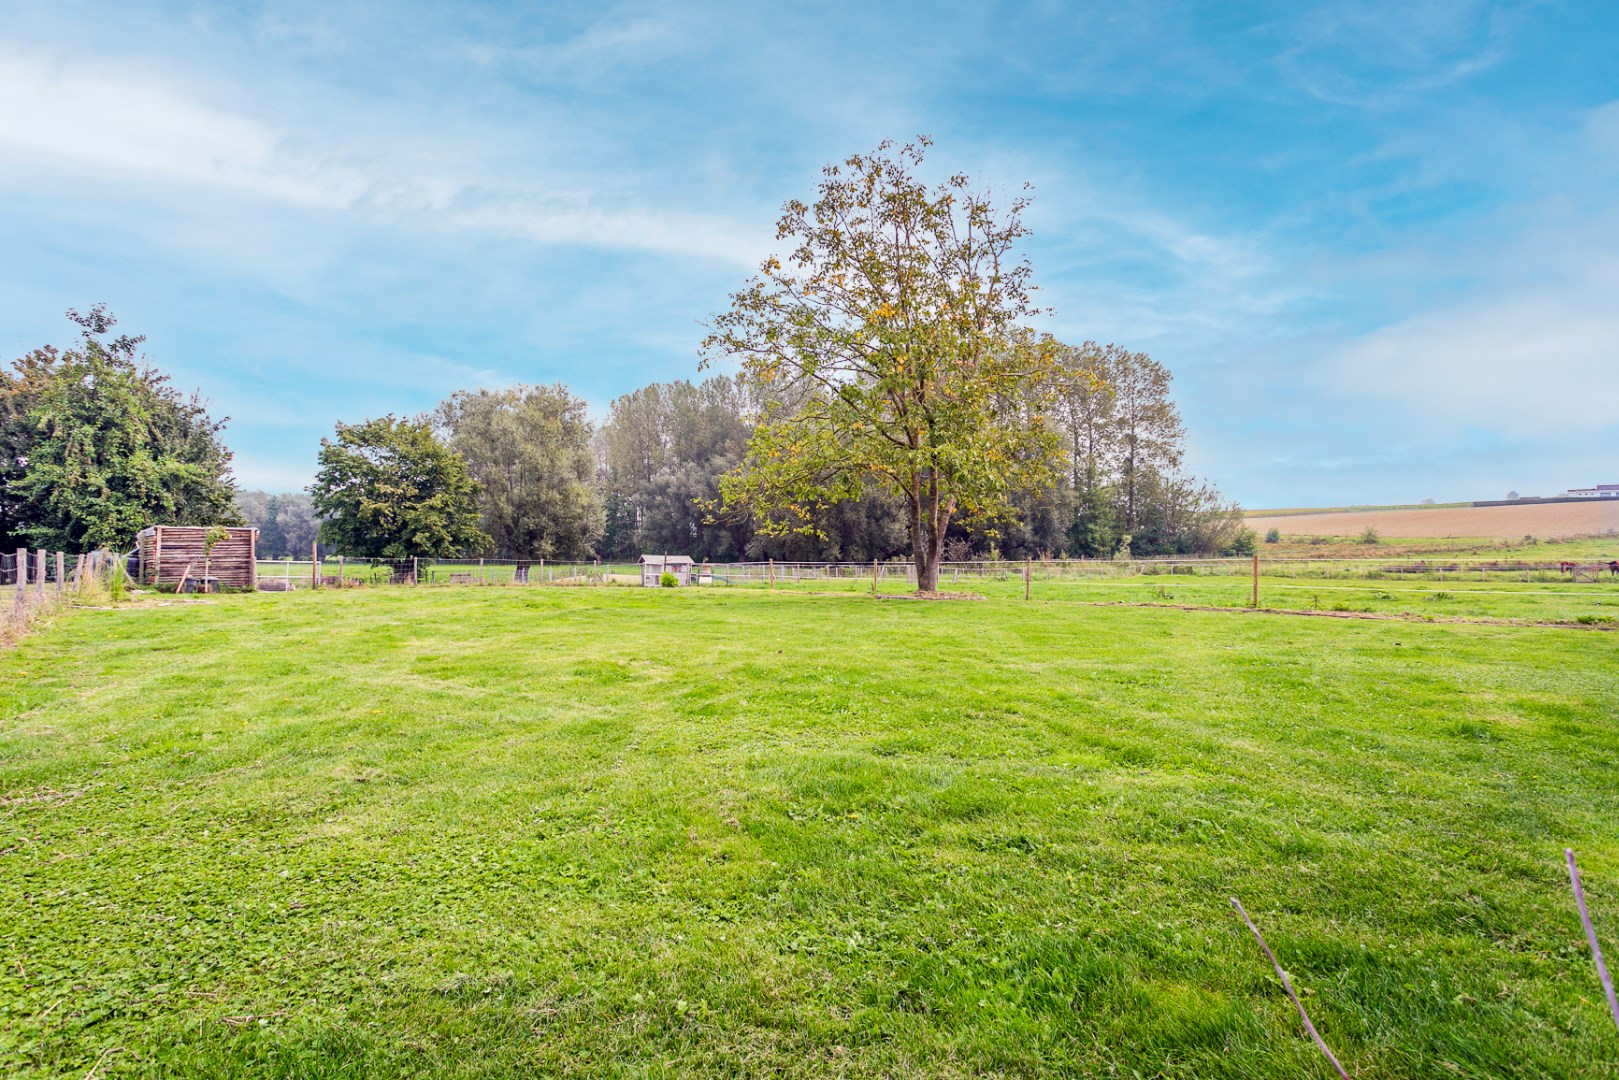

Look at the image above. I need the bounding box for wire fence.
[1,548,124,643]
[247,554,1619,592]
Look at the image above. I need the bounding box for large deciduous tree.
[311,415,488,559]
[2,306,239,552]
[435,385,603,560]
[702,138,1058,593]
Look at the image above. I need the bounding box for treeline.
[7,308,1242,562]
[596,341,1246,562]
[238,343,1244,563]
[234,491,318,559]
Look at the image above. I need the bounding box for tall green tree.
[311,415,488,558]
[1064,460,1115,557]
[435,385,603,560]
[1106,348,1184,532]
[3,306,239,552]
[702,138,1059,592]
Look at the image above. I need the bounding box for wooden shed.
[137,525,258,591]
[639,554,695,587]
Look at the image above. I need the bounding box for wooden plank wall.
[138,526,258,588]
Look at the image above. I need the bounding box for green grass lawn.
[3,587,1619,1077]
[764,569,1619,623]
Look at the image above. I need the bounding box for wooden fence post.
[312,541,319,590]
[74,553,85,590]
[873,558,879,596]
[55,552,65,599]
[479,557,485,585]
[1252,553,1260,608]
[1025,558,1032,601]
[35,549,45,603]
[768,558,774,590]
[13,548,26,618]
[412,556,418,585]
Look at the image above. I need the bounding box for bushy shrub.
[1264,528,1281,544]
[1359,526,1380,545]
[659,571,678,588]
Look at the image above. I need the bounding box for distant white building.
[1566,484,1619,498]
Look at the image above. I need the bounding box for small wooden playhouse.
[639,554,695,586]
[137,525,258,591]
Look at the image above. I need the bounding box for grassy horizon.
[4,587,1618,1077]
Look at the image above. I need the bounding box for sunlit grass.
[2,587,1617,1077]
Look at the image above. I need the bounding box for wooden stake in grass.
[873,558,879,597]
[1252,553,1260,608]
[1230,897,1349,1079]
[1566,848,1619,1036]
[1025,558,1032,601]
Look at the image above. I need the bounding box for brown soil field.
[1246,501,1619,539]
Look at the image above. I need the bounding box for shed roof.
[639,553,695,565]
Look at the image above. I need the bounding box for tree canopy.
[435,385,603,560]
[311,415,488,559]
[702,138,1060,592]
[1,306,239,552]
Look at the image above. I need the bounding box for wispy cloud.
[0,43,767,265]
[1273,0,1522,107]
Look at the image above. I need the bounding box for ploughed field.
[3,587,1618,1077]
[1245,499,1619,540]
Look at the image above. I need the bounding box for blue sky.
[1,1,1615,507]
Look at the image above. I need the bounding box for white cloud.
[0,44,766,266]
[0,50,320,199]
[1320,250,1619,438]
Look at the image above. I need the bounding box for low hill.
[1246,500,1619,539]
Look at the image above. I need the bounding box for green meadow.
[3,586,1618,1077]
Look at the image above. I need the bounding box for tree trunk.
[910,479,951,595]
[907,489,932,594]
[914,539,939,593]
